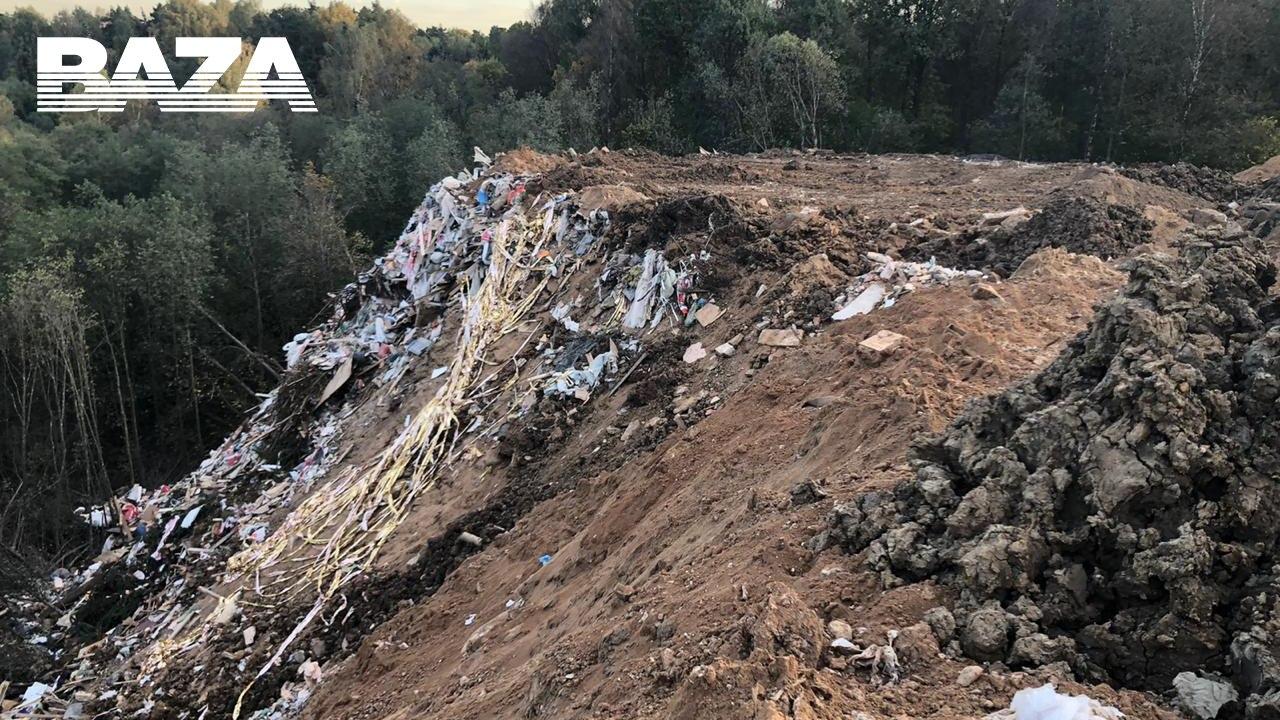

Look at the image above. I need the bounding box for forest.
[0,0,1276,567]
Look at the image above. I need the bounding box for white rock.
[832,282,886,320]
[957,665,983,687]
[827,619,853,640]
[758,328,803,347]
[1173,671,1238,720]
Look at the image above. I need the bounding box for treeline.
[0,0,1277,559]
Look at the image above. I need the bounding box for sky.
[1,0,536,31]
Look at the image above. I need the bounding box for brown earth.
[303,246,1135,720]
[32,150,1258,720]
[1236,154,1280,184]
[288,151,1208,720]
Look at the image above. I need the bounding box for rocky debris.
[694,303,724,326]
[957,665,984,687]
[859,330,907,355]
[823,231,1280,712]
[981,207,1034,229]
[1189,207,1229,226]
[1237,201,1280,243]
[790,480,829,506]
[1118,162,1245,203]
[683,342,707,363]
[1259,175,1280,203]
[1173,672,1238,720]
[916,195,1153,276]
[758,328,803,347]
[826,619,853,641]
[923,606,957,643]
[971,283,1004,301]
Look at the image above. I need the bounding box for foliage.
[0,0,1277,564]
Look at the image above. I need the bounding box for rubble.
[831,252,985,320]
[956,665,984,687]
[1118,162,1244,203]
[823,231,1280,710]
[915,195,1153,276]
[758,328,803,347]
[1173,672,1238,720]
[858,330,907,355]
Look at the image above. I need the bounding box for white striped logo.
[37,37,317,113]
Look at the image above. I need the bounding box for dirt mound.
[493,147,565,175]
[916,195,1153,276]
[1237,155,1280,184]
[823,230,1280,715]
[1118,162,1244,203]
[577,184,650,211]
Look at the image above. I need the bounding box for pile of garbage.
[7,151,636,718]
[820,230,1280,718]
[830,252,986,321]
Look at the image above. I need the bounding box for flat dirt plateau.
[28,150,1280,720]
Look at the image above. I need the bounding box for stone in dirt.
[825,230,1280,711]
[758,328,802,347]
[1189,207,1229,226]
[1173,672,1238,720]
[683,343,707,363]
[827,619,853,641]
[981,207,1032,228]
[956,665,983,687]
[790,480,829,506]
[971,283,1004,301]
[859,330,906,355]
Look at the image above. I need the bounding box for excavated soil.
[289,152,1202,720]
[914,194,1155,276]
[1118,163,1245,204]
[29,151,1280,720]
[825,229,1280,718]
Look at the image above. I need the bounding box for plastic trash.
[986,684,1124,720]
[20,681,51,709]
